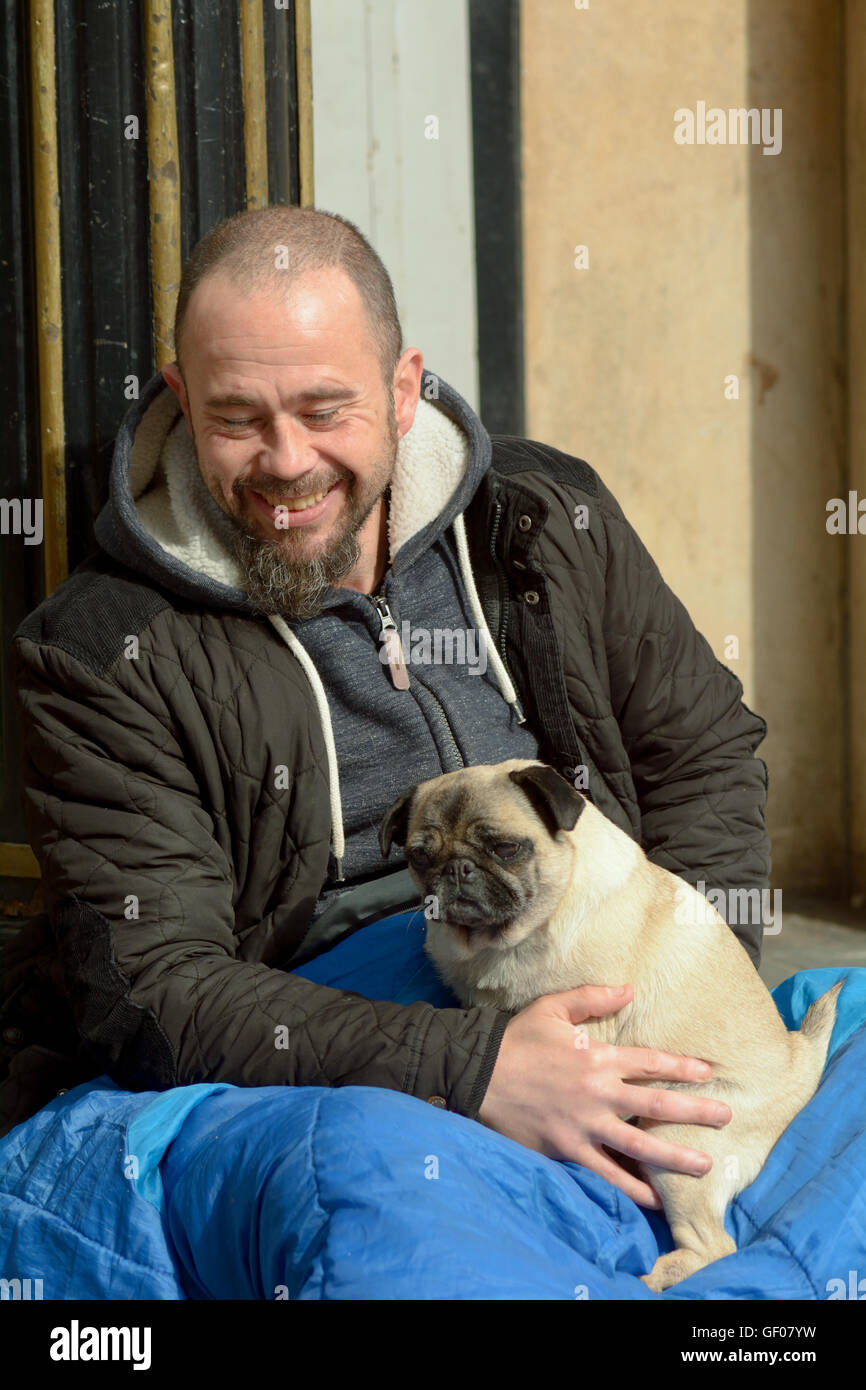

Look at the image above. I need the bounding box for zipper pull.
[372,594,411,689]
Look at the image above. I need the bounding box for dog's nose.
[444,858,476,883]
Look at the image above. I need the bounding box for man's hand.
[477,984,731,1209]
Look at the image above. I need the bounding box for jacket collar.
[94,368,493,609]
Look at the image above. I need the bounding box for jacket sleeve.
[595,478,771,966]
[11,633,509,1119]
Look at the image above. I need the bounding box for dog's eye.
[491,842,521,860]
[407,847,431,868]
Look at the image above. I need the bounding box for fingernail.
[697,1063,712,1078]
[610,985,628,994]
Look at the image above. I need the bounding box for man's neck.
[337,492,390,596]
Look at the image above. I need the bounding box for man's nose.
[264,419,317,480]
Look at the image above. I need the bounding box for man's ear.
[379,785,418,858]
[393,347,425,442]
[508,764,585,837]
[161,362,192,432]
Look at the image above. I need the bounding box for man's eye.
[491,842,521,860]
[219,411,340,428]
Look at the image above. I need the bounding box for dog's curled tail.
[796,977,844,1085]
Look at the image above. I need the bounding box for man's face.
[161,265,422,617]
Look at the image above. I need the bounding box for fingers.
[616,1046,722,1089]
[554,984,634,1022]
[581,1144,664,1209]
[600,1115,716,1179]
[577,1043,731,1125]
[618,1077,731,1130]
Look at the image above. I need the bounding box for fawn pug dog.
[379,759,842,1292]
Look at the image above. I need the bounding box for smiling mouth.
[253,482,339,512]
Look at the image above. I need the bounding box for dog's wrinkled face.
[379,760,586,954]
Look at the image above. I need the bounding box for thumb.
[549,984,633,1023]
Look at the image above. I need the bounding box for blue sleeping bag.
[1,907,864,1300]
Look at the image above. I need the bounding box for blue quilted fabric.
[0,909,864,1300]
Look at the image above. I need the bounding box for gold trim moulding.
[0,844,41,878]
[240,0,269,208]
[145,0,182,369]
[295,0,314,206]
[31,0,67,595]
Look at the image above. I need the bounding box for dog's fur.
[380,758,841,1292]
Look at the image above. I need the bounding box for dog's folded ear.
[509,764,585,837]
[379,785,419,858]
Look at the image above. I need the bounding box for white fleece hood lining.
[128,384,523,879]
[131,389,471,581]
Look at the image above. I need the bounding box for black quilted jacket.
[0,377,770,1139]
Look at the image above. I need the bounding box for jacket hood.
[94,367,494,613]
[93,366,526,882]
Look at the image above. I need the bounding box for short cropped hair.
[172,204,403,392]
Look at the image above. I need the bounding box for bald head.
[173,204,403,392]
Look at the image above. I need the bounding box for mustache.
[233,471,349,502]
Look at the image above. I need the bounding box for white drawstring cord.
[452,511,526,723]
[267,613,345,881]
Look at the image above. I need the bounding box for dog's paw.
[641,1248,707,1292]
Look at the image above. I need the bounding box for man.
[1,205,770,1210]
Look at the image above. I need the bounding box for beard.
[196,402,399,621]
[231,522,365,621]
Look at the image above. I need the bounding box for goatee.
[231,521,363,621]
[192,397,399,621]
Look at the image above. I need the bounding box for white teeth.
[258,486,332,511]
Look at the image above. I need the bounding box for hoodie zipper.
[418,678,465,769]
[370,592,464,769]
[489,498,510,664]
[372,593,410,689]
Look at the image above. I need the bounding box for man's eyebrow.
[203,386,359,409]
